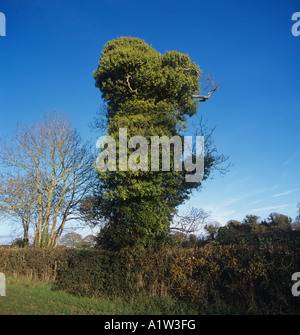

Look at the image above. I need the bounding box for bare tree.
[0,112,95,247]
[59,232,96,248]
[0,173,37,246]
[59,232,83,248]
[171,207,213,235]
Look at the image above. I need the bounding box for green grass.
[0,276,198,315]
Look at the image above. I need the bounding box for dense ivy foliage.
[91,37,218,249]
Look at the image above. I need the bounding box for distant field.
[0,276,197,315]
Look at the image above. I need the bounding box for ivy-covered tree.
[89,37,225,249]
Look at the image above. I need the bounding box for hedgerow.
[1,241,299,314]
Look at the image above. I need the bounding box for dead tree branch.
[192,76,220,102]
[126,75,138,94]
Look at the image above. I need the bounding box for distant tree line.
[170,204,300,247]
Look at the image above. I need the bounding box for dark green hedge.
[54,248,176,299]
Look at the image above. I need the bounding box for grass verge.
[0,276,198,315]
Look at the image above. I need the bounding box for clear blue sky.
[0,0,300,242]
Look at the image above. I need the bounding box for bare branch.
[126,75,138,94]
[192,75,220,102]
[171,207,212,235]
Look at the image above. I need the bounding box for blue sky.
[0,0,300,242]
